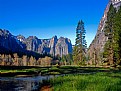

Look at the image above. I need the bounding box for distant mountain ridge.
[17,34,72,57]
[0,29,25,52]
[0,29,72,57]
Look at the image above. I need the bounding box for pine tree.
[73,46,79,65]
[103,4,121,66]
[76,20,87,49]
[73,20,87,65]
[113,6,121,65]
[104,4,116,66]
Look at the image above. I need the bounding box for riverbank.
[1,65,121,77]
[1,65,121,91]
[0,65,116,77]
[0,66,41,77]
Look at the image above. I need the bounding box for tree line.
[0,53,74,66]
[73,20,87,65]
[0,53,52,66]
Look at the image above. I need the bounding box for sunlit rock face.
[49,36,58,56]
[55,37,72,57]
[111,0,121,9]
[87,0,121,65]
[0,29,72,56]
[111,0,121,4]
[17,35,72,57]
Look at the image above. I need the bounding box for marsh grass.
[50,72,121,91]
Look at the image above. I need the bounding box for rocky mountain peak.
[0,29,25,52]
[27,36,38,40]
[17,35,26,42]
[110,0,121,4]
[58,37,65,42]
[0,29,12,36]
[0,29,72,57]
[110,0,121,8]
[52,35,57,39]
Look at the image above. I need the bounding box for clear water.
[0,75,58,91]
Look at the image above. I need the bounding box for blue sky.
[0,0,108,47]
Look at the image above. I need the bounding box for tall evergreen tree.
[76,20,87,49]
[104,4,118,66]
[113,6,121,65]
[73,20,87,65]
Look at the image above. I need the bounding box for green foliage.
[73,20,87,65]
[73,46,80,65]
[103,4,121,66]
[61,54,73,65]
[114,6,121,65]
[103,40,110,58]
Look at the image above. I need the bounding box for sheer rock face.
[49,36,58,56]
[0,29,72,56]
[111,0,121,9]
[38,39,50,54]
[88,0,121,65]
[0,29,25,52]
[55,37,72,57]
[17,35,72,56]
[26,36,41,52]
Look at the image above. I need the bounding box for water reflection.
[0,75,57,91]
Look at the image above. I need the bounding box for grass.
[0,68,39,73]
[0,66,42,77]
[1,65,121,90]
[0,65,113,76]
[50,71,121,91]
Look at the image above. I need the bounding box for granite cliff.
[0,29,72,57]
[17,35,72,57]
[0,29,26,53]
[88,0,121,65]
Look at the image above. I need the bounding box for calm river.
[0,75,58,91]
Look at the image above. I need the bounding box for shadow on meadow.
[41,66,112,75]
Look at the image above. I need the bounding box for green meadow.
[49,70,121,91]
